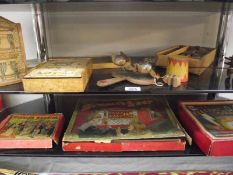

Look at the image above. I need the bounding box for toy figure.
[43,121,56,136]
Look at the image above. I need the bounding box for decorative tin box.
[0,16,27,86]
[156,46,216,75]
[22,59,92,92]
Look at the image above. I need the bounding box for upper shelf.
[0,65,231,95]
[0,0,232,95]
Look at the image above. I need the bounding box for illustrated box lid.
[0,16,27,86]
[63,98,186,143]
[178,100,233,156]
[24,59,92,78]
[179,100,233,140]
[0,16,26,65]
[0,113,64,149]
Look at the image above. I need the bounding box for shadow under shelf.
[0,143,203,157]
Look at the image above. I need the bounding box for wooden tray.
[155,45,216,75]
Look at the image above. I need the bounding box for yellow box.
[22,59,92,92]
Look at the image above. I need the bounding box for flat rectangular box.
[155,46,216,75]
[63,98,187,152]
[178,100,233,156]
[0,113,64,149]
[22,59,92,92]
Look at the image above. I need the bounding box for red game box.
[63,98,187,152]
[178,100,233,156]
[0,113,64,149]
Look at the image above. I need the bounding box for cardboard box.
[0,113,64,149]
[156,46,216,75]
[63,98,187,152]
[178,100,233,156]
[23,59,92,92]
[0,17,27,86]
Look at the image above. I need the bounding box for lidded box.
[22,59,92,92]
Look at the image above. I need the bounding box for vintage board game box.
[0,113,64,149]
[22,59,92,92]
[0,16,27,86]
[63,98,187,152]
[155,46,216,75]
[178,100,233,156]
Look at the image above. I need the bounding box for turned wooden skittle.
[97,70,163,87]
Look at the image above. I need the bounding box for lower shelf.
[0,96,232,173]
[0,96,206,157]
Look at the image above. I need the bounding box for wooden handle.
[126,77,155,85]
[97,77,126,87]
